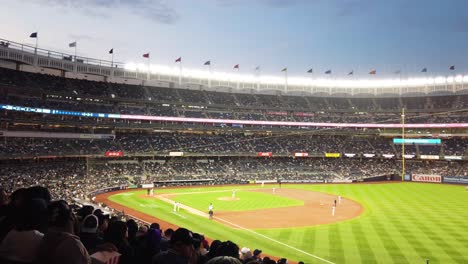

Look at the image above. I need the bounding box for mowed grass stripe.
[375,183,434,263]
[350,222,375,264]
[328,225,345,263]
[362,185,410,264]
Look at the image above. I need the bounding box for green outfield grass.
[108,183,468,264]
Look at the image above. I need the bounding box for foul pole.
[401,107,405,181]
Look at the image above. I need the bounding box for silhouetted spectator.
[35,200,92,264]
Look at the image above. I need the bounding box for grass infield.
[108,183,468,264]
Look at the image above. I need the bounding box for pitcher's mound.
[218,197,240,201]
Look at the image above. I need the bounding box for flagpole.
[284,69,288,94]
[179,60,182,87]
[309,70,313,95]
[208,64,212,88]
[424,70,428,93]
[74,41,77,72]
[147,55,151,81]
[236,67,240,90]
[255,67,259,92]
[111,53,114,68]
[35,33,38,55]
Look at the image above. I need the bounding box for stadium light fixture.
[124,62,468,89]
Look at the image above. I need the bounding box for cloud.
[27,0,179,24]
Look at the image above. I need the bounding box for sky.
[1,0,468,78]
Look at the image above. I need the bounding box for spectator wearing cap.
[35,200,92,264]
[240,247,252,263]
[0,198,47,263]
[152,227,196,264]
[79,214,104,252]
[250,249,262,262]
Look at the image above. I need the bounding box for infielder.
[208,203,214,220]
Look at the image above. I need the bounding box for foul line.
[157,191,335,264]
[212,215,336,264]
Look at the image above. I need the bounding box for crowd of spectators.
[1,67,467,119]
[0,185,294,264]
[0,132,465,158]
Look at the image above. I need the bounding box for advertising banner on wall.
[169,152,184,156]
[294,153,309,157]
[257,152,273,157]
[344,153,356,157]
[443,177,468,184]
[105,151,124,157]
[412,174,442,183]
[383,154,395,158]
[325,153,341,158]
[363,154,375,158]
[445,156,463,160]
[420,155,440,160]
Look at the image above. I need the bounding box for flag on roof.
[204,60,211,65]
[325,70,332,74]
[175,57,181,62]
[109,48,113,54]
[30,32,38,38]
[421,68,427,73]
[281,68,287,72]
[234,64,239,69]
[449,65,455,70]
[369,69,376,75]
[348,70,354,75]
[69,41,77,48]
[394,70,401,74]
[142,53,150,58]
[307,69,313,73]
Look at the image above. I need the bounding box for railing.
[0,38,125,68]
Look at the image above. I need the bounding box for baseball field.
[96,182,468,264]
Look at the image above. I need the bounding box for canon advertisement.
[412,174,442,183]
